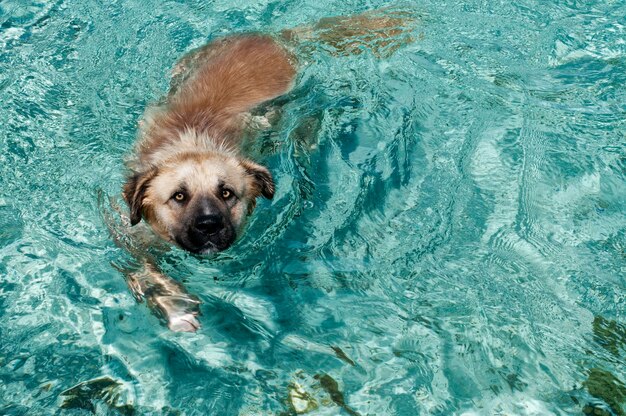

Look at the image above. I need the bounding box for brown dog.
[123,34,293,255]
[117,9,416,331]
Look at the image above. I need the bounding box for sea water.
[0,0,625,414]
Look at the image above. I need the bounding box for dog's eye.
[172,192,186,202]
[221,189,233,199]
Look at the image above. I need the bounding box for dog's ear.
[122,169,158,225]
[241,160,275,200]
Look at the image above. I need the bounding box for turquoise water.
[1,0,625,414]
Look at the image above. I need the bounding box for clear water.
[1,0,625,414]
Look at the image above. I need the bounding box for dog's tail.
[281,7,419,58]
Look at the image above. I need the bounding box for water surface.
[1,0,625,414]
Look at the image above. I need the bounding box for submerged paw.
[168,313,201,332]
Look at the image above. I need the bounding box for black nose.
[194,214,223,235]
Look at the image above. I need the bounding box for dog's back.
[137,35,296,160]
[134,10,417,169]
[170,35,296,128]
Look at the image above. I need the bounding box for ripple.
[1,0,625,414]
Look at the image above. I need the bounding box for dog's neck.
[132,124,237,170]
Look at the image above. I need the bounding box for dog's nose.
[194,214,223,235]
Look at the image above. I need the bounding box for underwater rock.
[330,346,356,366]
[59,376,135,415]
[314,373,360,416]
[593,316,626,357]
[582,404,611,416]
[583,368,626,416]
[288,382,319,414]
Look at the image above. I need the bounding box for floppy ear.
[122,169,158,226]
[241,160,275,200]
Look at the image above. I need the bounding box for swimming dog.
[118,9,416,331]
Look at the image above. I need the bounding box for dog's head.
[123,152,274,254]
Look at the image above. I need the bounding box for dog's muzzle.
[181,213,235,253]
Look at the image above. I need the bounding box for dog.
[116,9,416,331]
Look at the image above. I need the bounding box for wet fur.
[123,35,292,252]
[133,35,296,167]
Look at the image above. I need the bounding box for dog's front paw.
[168,312,201,332]
[153,293,202,333]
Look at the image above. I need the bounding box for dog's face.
[123,152,274,254]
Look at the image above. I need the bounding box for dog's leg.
[281,7,419,58]
[123,261,201,332]
[101,193,201,332]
